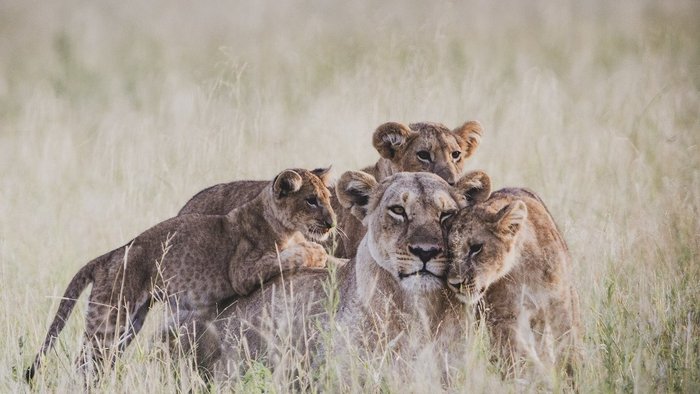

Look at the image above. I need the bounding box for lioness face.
[337,170,493,295]
[365,173,460,293]
[446,198,528,304]
[273,168,336,242]
[373,121,482,185]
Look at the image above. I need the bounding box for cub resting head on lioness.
[26,168,334,381]
[178,120,483,258]
[445,177,581,381]
[172,170,489,378]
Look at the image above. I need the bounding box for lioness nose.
[408,244,442,263]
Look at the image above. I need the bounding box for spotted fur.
[25,168,335,381]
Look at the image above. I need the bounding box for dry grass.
[1,0,698,392]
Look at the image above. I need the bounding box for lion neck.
[353,240,401,309]
[363,158,398,182]
[224,185,297,247]
[497,223,535,285]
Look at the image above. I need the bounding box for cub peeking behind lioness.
[26,168,335,381]
[445,176,581,382]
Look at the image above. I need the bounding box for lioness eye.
[440,211,454,224]
[306,197,318,207]
[389,205,406,216]
[469,243,483,257]
[451,151,461,160]
[417,150,432,162]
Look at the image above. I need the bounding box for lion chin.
[454,290,485,305]
[399,273,444,293]
[448,280,486,305]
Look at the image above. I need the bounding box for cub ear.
[452,120,483,158]
[311,166,333,187]
[273,170,303,197]
[372,122,413,161]
[336,171,378,221]
[495,200,528,236]
[453,170,491,207]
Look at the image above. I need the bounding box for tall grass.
[1,0,698,392]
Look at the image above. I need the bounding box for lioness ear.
[452,120,483,158]
[372,122,413,161]
[336,171,378,221]
[495,200,527,236]
[273,170,303,197]
[311,166,333,187]
[454,170,491,207]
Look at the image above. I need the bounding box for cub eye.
[416,150,432,162]
[440,211,455,224]
[305,197,318,207]
[451,151,461,160]
[389,205,406,216]
[469,243,483,257]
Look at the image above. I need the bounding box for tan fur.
[333,120,483,258]
[446,183,581,382]
[172,171,484,377]
[365,121,482,185]
[25,168,335,381]
[177,121,483,259]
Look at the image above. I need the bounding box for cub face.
[373,121,482,185]
[272,167,336,242]
[446,186,529,304]
[337,170,489,294]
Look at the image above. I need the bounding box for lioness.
[174,171,488,379]
[26,168,335,380]
[178,121,483,258]
[446,183,581,381]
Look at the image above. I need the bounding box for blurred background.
[1,0,698,391]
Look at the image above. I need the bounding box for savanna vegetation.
[1,0,698,392]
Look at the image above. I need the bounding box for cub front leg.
[229,242,328,296]
[487,316,535,379]
[278,241,327,269]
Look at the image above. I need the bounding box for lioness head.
[271,167,336,242]
[446,177,530,304]
[337,170,488,293]
[373,121,482,185]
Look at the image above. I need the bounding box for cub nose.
[408,244,443,263]
[438,169,456,186]
[322,217,336,229]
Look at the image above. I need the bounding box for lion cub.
[446,179,581,382]
[26,168,335,380]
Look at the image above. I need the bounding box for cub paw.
[298,241,327,268]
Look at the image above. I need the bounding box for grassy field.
[1,0,698,392]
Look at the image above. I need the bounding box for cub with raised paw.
[26,168,335,381]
